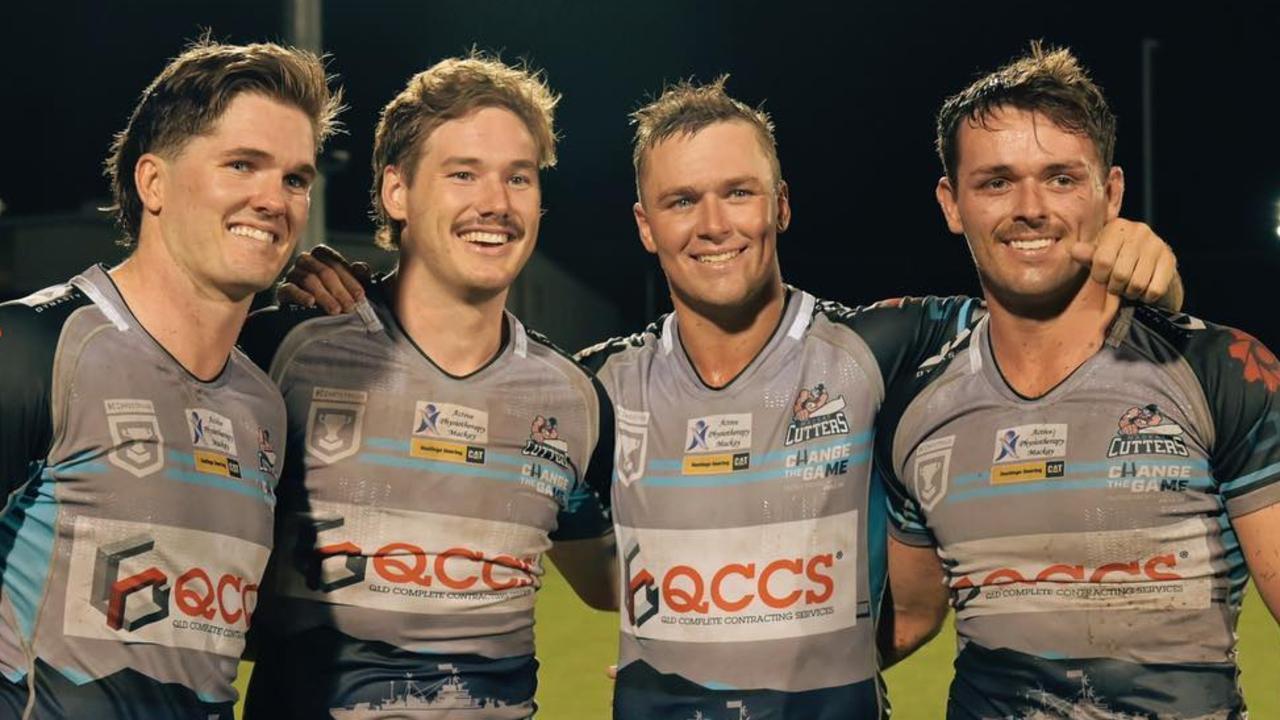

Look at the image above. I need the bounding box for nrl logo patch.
[615,406,650,486]
[305,387,368,464]
[104,399,164,478]
[913,435,954,512]
[784,383,850,446]
[522,415,572,469]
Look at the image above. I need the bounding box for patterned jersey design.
[882,307,1280,719]
[0,265,283,719]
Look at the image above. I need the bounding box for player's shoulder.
[238,301,358,373]
[523,324,594,383]
[0,282,96,358]
[1127,305,1278,390]
[574,314,668,373]
[812,295,977,332]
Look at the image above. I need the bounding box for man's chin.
[985,273,1090,320]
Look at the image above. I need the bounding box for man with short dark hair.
[0,39,341,719]
[881,43,1280,718]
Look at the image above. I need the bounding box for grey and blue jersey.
[238,280,613,719]
[580,289,974,720]
[881,305,1280,719]
[0,265,284,719]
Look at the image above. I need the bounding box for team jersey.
[237,279,614,719]
[0,265,284,719]
[881,305,1280,719]
[579,288,975,720]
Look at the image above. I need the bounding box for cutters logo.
[521,415,572,469]
[104,399,165,478]
[306,387,367,464]
[274,502,544,615]
[618,512,858,643]
[944,518,1213,618]
[1106,405,1190,458]
[783,384,850,446]
[65,518,269,656]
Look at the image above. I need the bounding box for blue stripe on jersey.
[868,466,889,623]
[951,459,1211,488]
[362,438,574,487]
[0,464,58,641]
[163,450,274,502]
[1214,510,1249,606]
[948,473,1214,503]
[646,431,873,473]
[957,297,976,333]
[639,449,871,488]
[1219,460,1280,494]
[357,452,531,485]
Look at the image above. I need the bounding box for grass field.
[235,563,1279,718]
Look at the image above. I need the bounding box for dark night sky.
[2,1,1277,347]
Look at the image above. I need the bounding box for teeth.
[1009,238,1053,250]
[696,249,742,264]
[460,231,509,246]
[230,225,274,243]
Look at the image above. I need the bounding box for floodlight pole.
[287,0,326,251]
[1141,38,1158,227]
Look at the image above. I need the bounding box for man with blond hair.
[0,39,341,719]
[239,54,616,719]
[881,43,1280,718]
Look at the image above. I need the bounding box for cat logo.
[305,387,368,464]
[104,399,165,478]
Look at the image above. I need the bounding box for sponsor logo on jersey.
[409,401,487,465]
[275,502,541,615]
[64,517,269,657]
[618,512,858,643]
[682,413,751,475]
[16,284,76,311]
[913,435,953,511]
[783,384,850,446]
[1106,462,1196,492]
[992,424,1067,463]
[1106,405,1190,458]
[104,398,165,478]
[521,415,572,469]
[257,427,277,475]
[990,460,1065,485]
[185,408,241,479]
[946,518,1213,617]
[783,442,853,483]
[615,406,650,486]
[306,387,367,464]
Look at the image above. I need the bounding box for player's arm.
[880,535,949,668]
[0,299,72,498]
[548,374,618,611]
[1233,504,1280,622]
[1071,217,1183,311]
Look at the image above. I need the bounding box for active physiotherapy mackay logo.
[783,383,850,446]
[410,400,488,465]
[1106,405,1190,458]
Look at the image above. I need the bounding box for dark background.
[2,1,1277,347]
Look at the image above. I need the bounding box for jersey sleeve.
[0,292,88,495]
[1182,323,1280,517]
[551,375,615,541]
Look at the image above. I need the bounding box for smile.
[694,248,744,264]
[229,224,277,243]
[459,230,512,246]
[1005,237,1055,251]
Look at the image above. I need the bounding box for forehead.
[954,106,1100,171]
[419,106,538,163]
[194,92,317,160]
[642,120,773,188]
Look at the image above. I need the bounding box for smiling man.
[881,44,1280,719]
[0,40,340,719]
[238,55,616,719]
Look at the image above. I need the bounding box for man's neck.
[109,245,250,382]
[986,280,1120,398]
[673,281,786,389]
[392,260,508,377]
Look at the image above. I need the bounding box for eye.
[285,174,311,191]
[509,173,532,186]
[1048,174,1077,188]
[728,188,754,199]
[670,197,694,209]
[449,170,476,181]
[983,177,1010,191]
[229,159,253,172]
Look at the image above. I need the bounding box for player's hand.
[1069,218,1182,311]
[606,664,617,680]
[277,244,372,315]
